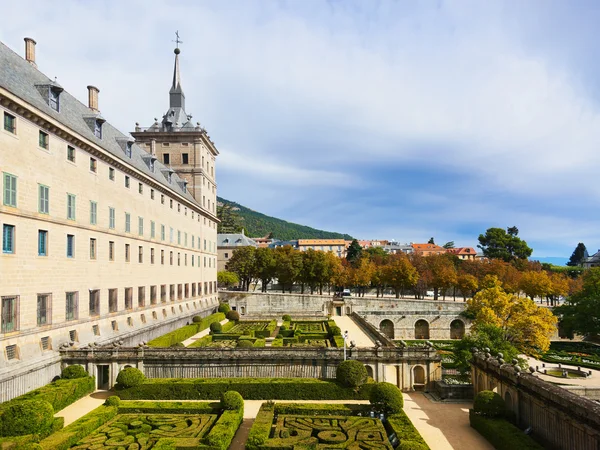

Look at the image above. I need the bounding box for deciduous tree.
[383,254,419,298]
[519,271,552,301]
[556,267,600,338]
[427,254,458,300]
[227,246,256,291]
[274,246,303,293]
[456,274,478,301]
[217,271,239,288]
[254,247,277,292]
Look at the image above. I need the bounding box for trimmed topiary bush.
[329,326,342,336]
[473,390,506,418]
[61,365,87,379]
[192,316,203,323]
[226,310,240,321]
[218,303,231,314]
[210,322,223,334]
[369,382,404,415]
[0,400,54,437]
[104,396,120,407]
[336,360,368,389]
[221,391,244,411]
[115,367,146,389]
[237,340,253,348]
[282,314,291,322]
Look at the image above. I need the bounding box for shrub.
[226,310,240,321]
[280,325,287,331]
[0,400,54,437]
[205,408,243,450]
[115,367,146,389]
[474,390,506,418]
[282,314,291,322]
[369,382,404,414]
[61,365,87,379]
[192,315,203,323]
[148,312,225,347]
[329,325,342,336]
[210,322,223,334]
[336,360,368,389]
[237,340,253,348]
[104,396,120,407]
[246,405,275,450]
[387,411,429,449]
[221,391,244,411]
[399,440,429,450]
[218,303,231,314]
[469,410,543,449]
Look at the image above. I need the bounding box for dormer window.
[49,88,60,112]
[94,120,102,139]
[126,142,132,158]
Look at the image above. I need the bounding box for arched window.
[380,320,395,339]
[450,319,465,339]
[415,319,429,339]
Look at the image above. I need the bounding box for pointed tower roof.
[169,47,185,109]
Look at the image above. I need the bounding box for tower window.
[182,153,189,164]
[163,154,170,165]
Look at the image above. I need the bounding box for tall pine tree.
[567,243,588,267]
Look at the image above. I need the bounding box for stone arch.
[505,391,513,411]
[380,319,395,339]
[413,365,426,390]
[450,319,465,339]
[414,319,430,339]
[365,365,374,379]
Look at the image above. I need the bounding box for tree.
[456,274,478,301]
[227,246,256,291]
[346,239,363,267]
[299,249,320,294]
[428,237,435,244]
[477,226,533,262]
[336,360,367,389]
[354,257,376,297]
[427,254,458,300]
[556,267,600,338]
[274,246,302,293]
[443,241,455,249]
[383,254,419,298]
[217,271,239,288]
[254,247,277,292]
[567,243,588,267]
[216,203,244,234]
[519,271,552,301]
[465,275,557,355]
[322,251,342,294]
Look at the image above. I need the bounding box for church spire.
[169,31,185,110]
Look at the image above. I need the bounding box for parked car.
[342,289,351,297]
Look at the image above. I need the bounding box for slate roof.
[218,233,258,248]
[0,40,201,207]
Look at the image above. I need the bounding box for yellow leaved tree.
[466,275,557,356]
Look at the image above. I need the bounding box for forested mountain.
[217,197,353,241]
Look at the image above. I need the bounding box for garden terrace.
[540,341,600,371]
[276,320,340,348]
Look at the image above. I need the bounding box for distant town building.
[411,243,447,256]
[583,249,600,268]
[383,242,414,255]
[298,239,346,258]
[217,232,258,271]
[446,247,477,260]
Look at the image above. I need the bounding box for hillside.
[217,197,353,241]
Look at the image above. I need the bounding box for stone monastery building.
[0,37,219,398]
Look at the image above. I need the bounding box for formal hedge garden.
[275,318,343,348]
[540,341,600,370]
[116,378,374,400]
[187,320,272,348]
[147,312,225,347]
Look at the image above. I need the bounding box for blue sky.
[2,0,600,260]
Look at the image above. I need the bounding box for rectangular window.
[125,213,131,232]
[185,283,189,298]
[138,183,143,194]
[65,292,78,321]
[177,230,181,245]
[138,246,143,263]
[67,145,76,162]
[192,236,195,248]
[67,194,76,220]
[182,153,189,164]
[1,296,19,333]
[89,290,100,316]
[66,234,75,258]
[185,233,188,247]
[150,248,155,264]
[39,130,49,149]
[150,221,155,239]
[125,176,130,188]
[109,288,118,312]
[178,252,181,266]
[90,157,97,173]
[161,225,165,241]
[161,285,166,303]
[90,238,97,260]
[138,286,145,308]
[4,112,16,133]
[109,241,115,261]
[170,199,173,209]
[109,207,115,229]
[161,249,165,265]
[38,184,49,214]
[170,251,173,265]
[109,167,115,180]
[125,243,130,262]
[94,120,102,139]
[5,344,18,360]
[170,227,174,243]
[150,189,154,199]
[37,294,51,326]
[138,217,143,236]
[161,194,165,205]
[49,88,60,111]
[90,201,97,225]
[93,324,100,335]
[3,173,17,207]
[163,154,170,164]
[170,284,175,302]
[125,287,132,310]
[38,230,48,256]
[150,286,157,305]
[111,320,118,331]
[2,224,15,254]
[178,284,183,300]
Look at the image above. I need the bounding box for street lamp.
[343,330,349,361]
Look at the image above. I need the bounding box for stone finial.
[497,352,503,359]
[512,358,519,365]
[529,367,536,374]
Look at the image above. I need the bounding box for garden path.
[181,318,229,347]
[54,390,111,426]
[332,315,375,348]
[403,392,493,450]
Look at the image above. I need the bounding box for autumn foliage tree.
[383,254,419,298]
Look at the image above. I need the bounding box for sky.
[2,0,600,261]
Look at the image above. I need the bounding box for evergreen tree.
[346,239,363,267]
[428,237,435,244]
[477,226,533,262]
[567,243,588,267]
[443,241,455,249]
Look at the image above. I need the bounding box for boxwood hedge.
[386,410,430,449]
[469,410,543,449]
[147,312,225,347]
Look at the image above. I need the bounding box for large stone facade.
[220,291,471,340]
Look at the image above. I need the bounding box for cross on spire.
[173,31,183,49]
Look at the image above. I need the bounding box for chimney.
[87,85,99,112]
[24,37,37,67]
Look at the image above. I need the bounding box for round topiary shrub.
[226,310,240,321]
[115,367,146,389]
[0,400,54,437]
[282,314,291,322]
[473,390,505,418]
[329,326,342,336]
[221,391,244,411]
[210,322,222,334]
[61,364,87,379]
[369,382,404,414]
[192,316,202,323]
[336,360,368,389]
[237,340,254,348]
[218,303,231,314]
[280,325,287,331]
[104,396,121,407]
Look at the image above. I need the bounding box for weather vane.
[173,31,183,49]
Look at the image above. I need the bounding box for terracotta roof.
[411,243,445,251]
[298,239,346,245]
[447,247,476,255]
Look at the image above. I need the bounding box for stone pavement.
[181,319,229,347]
[403,392,493,450]
[332,316,375,348]
[54,390,111,426]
